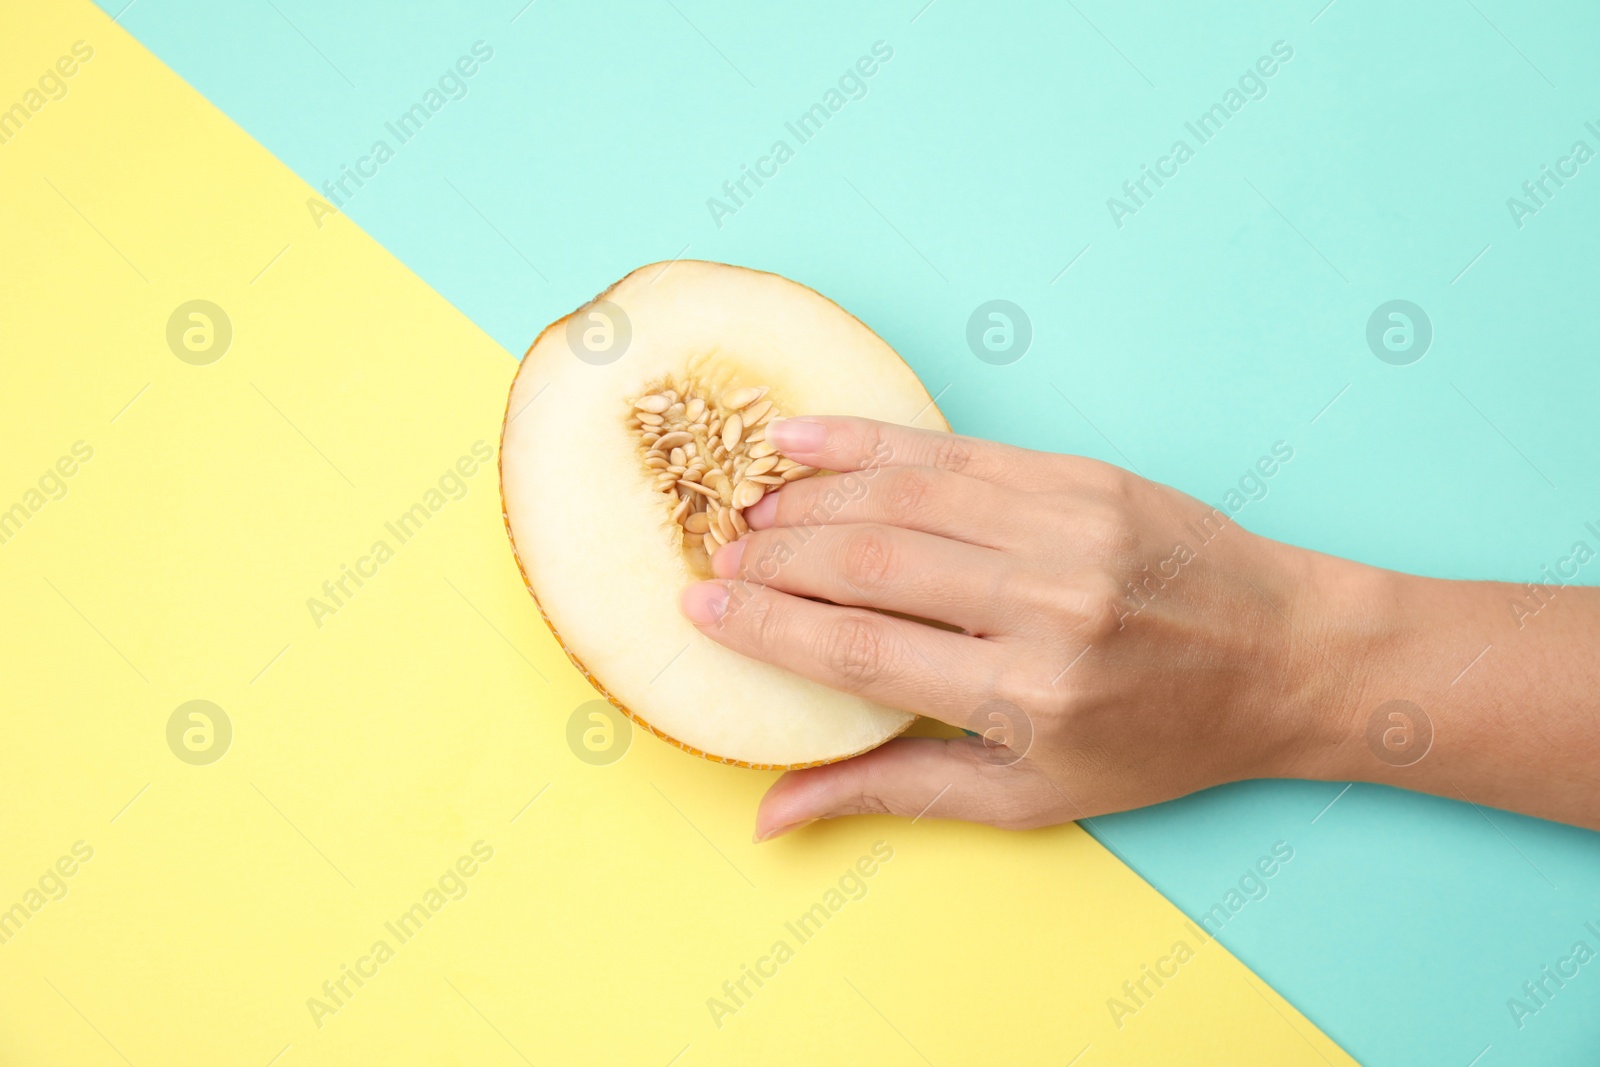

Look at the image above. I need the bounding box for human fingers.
[679,580,1006,728]
[753,735,1071,840]
[766,416,1068,491]
[712,523,1020,636]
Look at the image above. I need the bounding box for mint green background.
[97,0,1600,1061]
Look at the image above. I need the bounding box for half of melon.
[499,261,948,768]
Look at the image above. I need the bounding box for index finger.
[765,416,1065,491]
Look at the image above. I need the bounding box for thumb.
[754,736,1071,841]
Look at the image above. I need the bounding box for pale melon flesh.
[499,261,948,768]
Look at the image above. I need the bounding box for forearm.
[1289,549,1600,830]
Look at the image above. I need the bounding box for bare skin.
[677,417,1600,839]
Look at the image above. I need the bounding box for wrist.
[1257,542,1407,782]
[1234,535,1599,829]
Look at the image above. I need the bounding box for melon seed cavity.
[629,379,816,571]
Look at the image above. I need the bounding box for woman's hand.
[678,417,1600,838]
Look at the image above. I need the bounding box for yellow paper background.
[0,4,1354,1063]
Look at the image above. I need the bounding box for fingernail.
[767,417,826,454]
[679,582,729,625]
[754,817,818,843]
[744,492,779,529]
[711,538,745,579]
